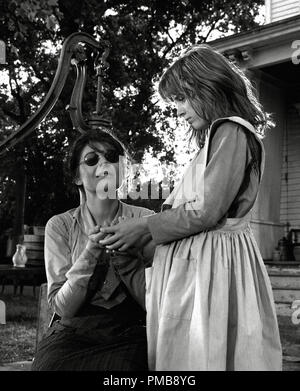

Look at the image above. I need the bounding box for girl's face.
[77,142,121,198]
[173,95,208,131]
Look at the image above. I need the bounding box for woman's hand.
[99,216,150,251]
[86,222,109,252]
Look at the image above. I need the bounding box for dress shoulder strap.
[210,116,258,137]
[208,116,265,178]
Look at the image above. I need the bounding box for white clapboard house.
[209,2,300,336]
[210,0,300,263]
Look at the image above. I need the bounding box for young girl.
[99,45,282,371]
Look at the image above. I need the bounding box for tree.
[0,0,264,249]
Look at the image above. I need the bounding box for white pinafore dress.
[145,116,282,371]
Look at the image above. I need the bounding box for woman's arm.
[110,250,148,309]
[45,216,106,318]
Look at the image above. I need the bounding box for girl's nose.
[176,102,185,117]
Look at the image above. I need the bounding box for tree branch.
[8,66,27,124]
[202,20,218,42]
[2,106,21,123]
[162,19,197,58]
[30,62,52,90]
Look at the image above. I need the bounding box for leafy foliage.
[0,0,264,232]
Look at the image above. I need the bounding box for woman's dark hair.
[69,128,127,184]
[158,44,274,147]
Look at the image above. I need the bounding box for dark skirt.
[32,297,148,371]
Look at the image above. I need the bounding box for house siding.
[267,0,300,23]
[250,76,285,259]
[280,105,300,232]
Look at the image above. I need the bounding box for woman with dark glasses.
[32,129,155,371]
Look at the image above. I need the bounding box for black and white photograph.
[0,0,299,377]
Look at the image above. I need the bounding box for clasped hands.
[87,216,154,261]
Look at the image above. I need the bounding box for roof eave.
[209,14,300,52]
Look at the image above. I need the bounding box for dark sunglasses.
[79,150,120,166]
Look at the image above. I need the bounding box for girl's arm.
[147,122,252,244]
[100,122,254,249]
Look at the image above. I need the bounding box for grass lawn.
[0,286,38,364]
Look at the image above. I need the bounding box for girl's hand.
[99,216,149,251]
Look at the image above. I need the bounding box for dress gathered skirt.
[146,217,282,371]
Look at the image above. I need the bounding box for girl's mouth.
[97,171,108,178]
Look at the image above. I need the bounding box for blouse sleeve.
[147,122,249,245]
[45,215,104,318]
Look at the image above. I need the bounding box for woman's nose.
[95,155,106,173]
[95,163,104,177]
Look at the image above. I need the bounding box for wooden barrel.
[23,234,45,266]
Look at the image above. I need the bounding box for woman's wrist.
[86,239,105,253]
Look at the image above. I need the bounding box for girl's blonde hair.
[158,44,273,147]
